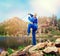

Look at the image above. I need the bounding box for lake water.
[0,36,31,48]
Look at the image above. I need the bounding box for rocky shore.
[0,38,60,56]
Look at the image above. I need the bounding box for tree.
[51,15,57,26]
[57,19,60,30]
[0,24,7,35]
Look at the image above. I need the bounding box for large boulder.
[23,45,33,52]
[9,51,29,56]
[28,43,46,54]
[43,46,58,53]
[1,50,8,56]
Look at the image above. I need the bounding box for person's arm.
[28,13,33,17]
[29,14,33,17]
[28,17,34,22]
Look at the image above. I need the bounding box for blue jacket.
[28,14,38,24]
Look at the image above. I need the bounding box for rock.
[55,38,60,47]
[43,46,58,53]
[9,51,18,56]
[17,51,29,56]
[58,48,60,54]
[23,45,33,52]
[55,38,60,44]
[0,55,1,56]
[30,51,43,56]
[29,43,46,54]
[30,52,40,56]
[9,51,29,56]
[1,50,8,56]
[47,42,55,47]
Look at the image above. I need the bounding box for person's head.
[33,13,37,18]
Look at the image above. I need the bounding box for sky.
[0,0,60,22]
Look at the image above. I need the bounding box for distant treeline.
[0,15,60,36]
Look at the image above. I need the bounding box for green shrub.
[7,48,14,54]
[18,45,25,51]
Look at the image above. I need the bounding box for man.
[27,13,38,45]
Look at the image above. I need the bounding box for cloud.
[30,0,60,16]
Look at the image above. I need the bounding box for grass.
[51,30,60,36]
[44,53,56,56]
[7,45,25,55]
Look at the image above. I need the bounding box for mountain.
[2,17,28,36]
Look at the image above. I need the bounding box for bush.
[7,48,14,54]
[18,45,25,51]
